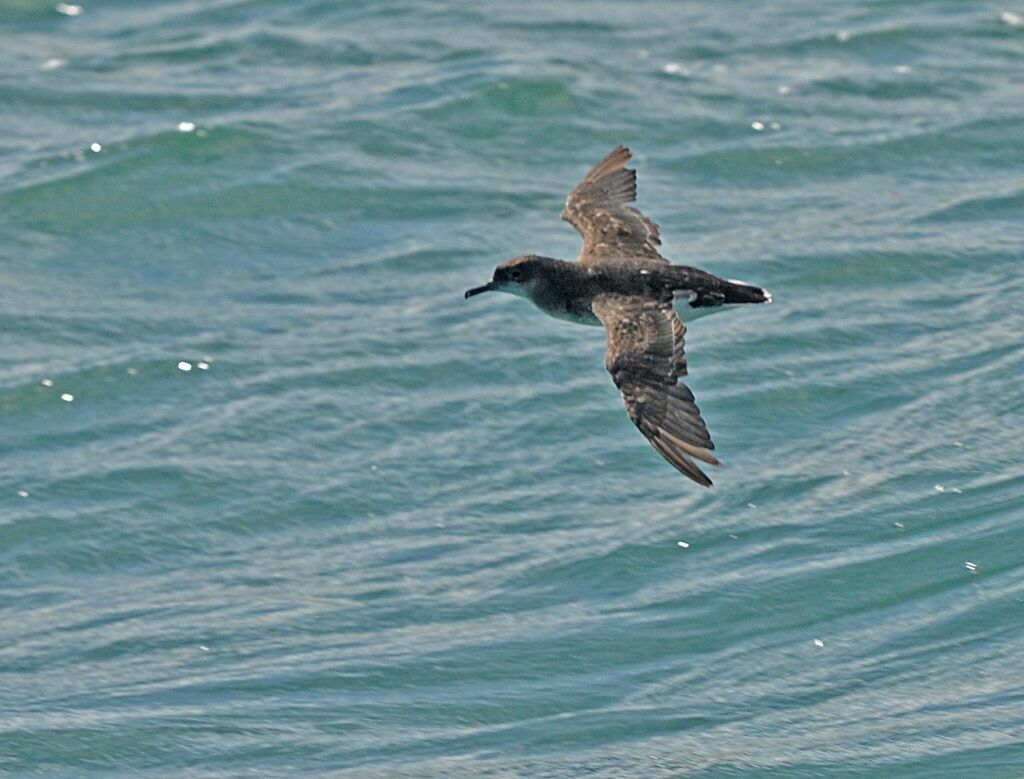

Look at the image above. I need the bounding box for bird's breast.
[542,304,602,326]
[533,293,602,326]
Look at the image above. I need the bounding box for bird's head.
[465,255,546,299]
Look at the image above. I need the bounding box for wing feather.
[592,294,718,487]
[561,146,666,265]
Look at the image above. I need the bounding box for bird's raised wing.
[561,145,666,266]
[591,294,719,486]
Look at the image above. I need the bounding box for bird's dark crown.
[492,254,557,284]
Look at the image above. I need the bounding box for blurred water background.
[2,0,1024,775]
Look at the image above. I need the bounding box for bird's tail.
[669,267,772,312]
[722,278,772,305]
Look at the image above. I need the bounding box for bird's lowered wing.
[592,294,719,486]
[561,145,666,266]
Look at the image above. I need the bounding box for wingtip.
[649,435,719,488]
[688,466,714,488]
[688,465,714,488]
[601,145,632,167]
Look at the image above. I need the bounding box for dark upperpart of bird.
[464,146,771,487]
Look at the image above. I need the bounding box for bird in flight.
[465,146,771,486]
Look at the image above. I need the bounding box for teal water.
[2,1,1024,775]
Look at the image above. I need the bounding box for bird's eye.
[509,269,522,282]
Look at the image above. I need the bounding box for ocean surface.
[2,1,1024,775]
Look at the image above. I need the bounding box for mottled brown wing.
[592,294,719,487]
[561,145,667,265]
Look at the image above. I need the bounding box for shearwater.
[465,146,771,487]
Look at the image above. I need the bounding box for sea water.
[2,1,1023,775]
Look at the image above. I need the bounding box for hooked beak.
[464,281,496,299]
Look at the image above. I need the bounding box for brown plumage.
[591,294,718,487]
[465,146,772,487]
[562,145,666,264]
